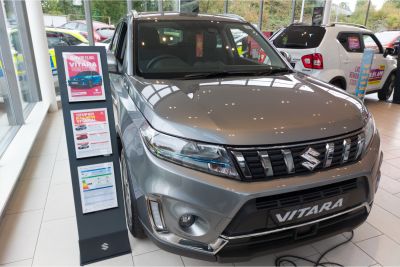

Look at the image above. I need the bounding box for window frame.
[337,32,364,53]
[361,33,384,54]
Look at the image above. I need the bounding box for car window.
[62,33,83,46]
[337,33,363,53]
[272,26,326,49]
[137,21,287,78]
[46,31,68,48]
[115,23,127,64]
[362,34,382,53]
[63,22,77,30]
[110,23,122,54]
[77,23,87,32]
[230,28,271,65]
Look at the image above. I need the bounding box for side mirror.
[280,51,292,62]
[384,47,395,58]
[106,51,119,74]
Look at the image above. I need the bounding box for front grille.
[229,131,364,181]
[222,177,367,237]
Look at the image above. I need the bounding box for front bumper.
[130,132,382,262]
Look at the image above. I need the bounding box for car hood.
[131,72,366,146]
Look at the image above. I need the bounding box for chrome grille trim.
[220,202,371,240]
[341,138,351,163]
[226,129,363,151]
[282,149,295,174]
[324,142,335,168]
[355,133,365,160]
[231,151,252,178]
[258,151,274,177]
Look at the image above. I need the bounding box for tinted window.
[337,33,363,53]
[273,26,326,49]
[79,71,92,76]
[137,21,287,78]
[46,31,68,48]
[62,33,83,45]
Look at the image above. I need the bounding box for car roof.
[131,11,246,23]
[287,23,373,34]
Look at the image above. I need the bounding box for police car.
[271,23,397,101]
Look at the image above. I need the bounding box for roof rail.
[329,22,367,29]
[217,13,245,21]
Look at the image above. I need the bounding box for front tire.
[121,149,146,238]
[378,73,395,101]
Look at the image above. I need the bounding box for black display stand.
[392,42,400,104]
[55,46,131,265]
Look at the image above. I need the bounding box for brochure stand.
[55,46,131,265]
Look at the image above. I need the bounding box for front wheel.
[378,73,395,101]
[120,149,146,238]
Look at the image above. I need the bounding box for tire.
[330,79,345,90]
[120,149,146,238]
[378,73,396,101]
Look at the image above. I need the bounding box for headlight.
[140,123,239,179]
[363,113,376,153]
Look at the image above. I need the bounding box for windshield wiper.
[254,68,292,76]
[180,71,252,80]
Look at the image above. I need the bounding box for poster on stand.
[63,52,105,102]
[78,162,118,214]
[71,108,112,158]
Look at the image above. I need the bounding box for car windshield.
[78,71,93,76]
[375,31,400,44]
[136,20,288,79]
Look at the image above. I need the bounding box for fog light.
[149,200,165,231]
[179,214,196,228]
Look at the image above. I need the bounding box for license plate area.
[269,194,350,227]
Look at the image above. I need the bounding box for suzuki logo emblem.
[101,243,109,251]
[300,147,321,171]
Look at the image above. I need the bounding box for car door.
[337,32,364,94]
[361,33,387,92]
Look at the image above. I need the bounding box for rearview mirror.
[106,51,119,74]
[280,51,292,62]
[383,47,395,58]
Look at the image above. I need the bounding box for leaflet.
[71,108,112,158]
[63,52,105,102]
[78,162,118,214]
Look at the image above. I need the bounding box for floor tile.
[20,155,56,181]
[30,137,60,157]
[378,175,400,194]
[32,217,80,266]
[352,222,382,243]
[181,256,233,266]
[275,244,318,258]
[6,179,50,214]
[56,139,69,161]
[233,253,276,266]
[357,235,400,266]
[0,211,42,265]
[50,159,71,186]
[374,189,400,217]
[88,254,133,266]
[0,259,32,266]
[43,183,75,222]
[367,205,400,244]
[130,235,160,256]
[311,234,376,266]
[132,250,183,266]
[380,162,400,180]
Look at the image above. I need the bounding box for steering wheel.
[146,55,181,70]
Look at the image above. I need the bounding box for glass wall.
[0,0,41,155]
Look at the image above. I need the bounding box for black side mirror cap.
[384,47,395,58]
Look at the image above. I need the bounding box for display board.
[55,46,131,265]
[355,48,374,100]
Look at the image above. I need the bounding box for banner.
[355,49,375,100]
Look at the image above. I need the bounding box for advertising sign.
[78,162,118,214]
[63,52,105,102]
[71,108,112,158]
[355,49,375,100]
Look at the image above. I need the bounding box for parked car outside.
[61,20,115,42]
[108,12,382,262]
[68,71,102,88]
[270,23,397,101]
[375,30,400,49]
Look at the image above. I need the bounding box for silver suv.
[108,12,382,262]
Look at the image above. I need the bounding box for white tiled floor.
[2,95,400,266]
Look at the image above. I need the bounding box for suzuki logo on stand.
[101,243,109,251]
[275,198,344,223]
